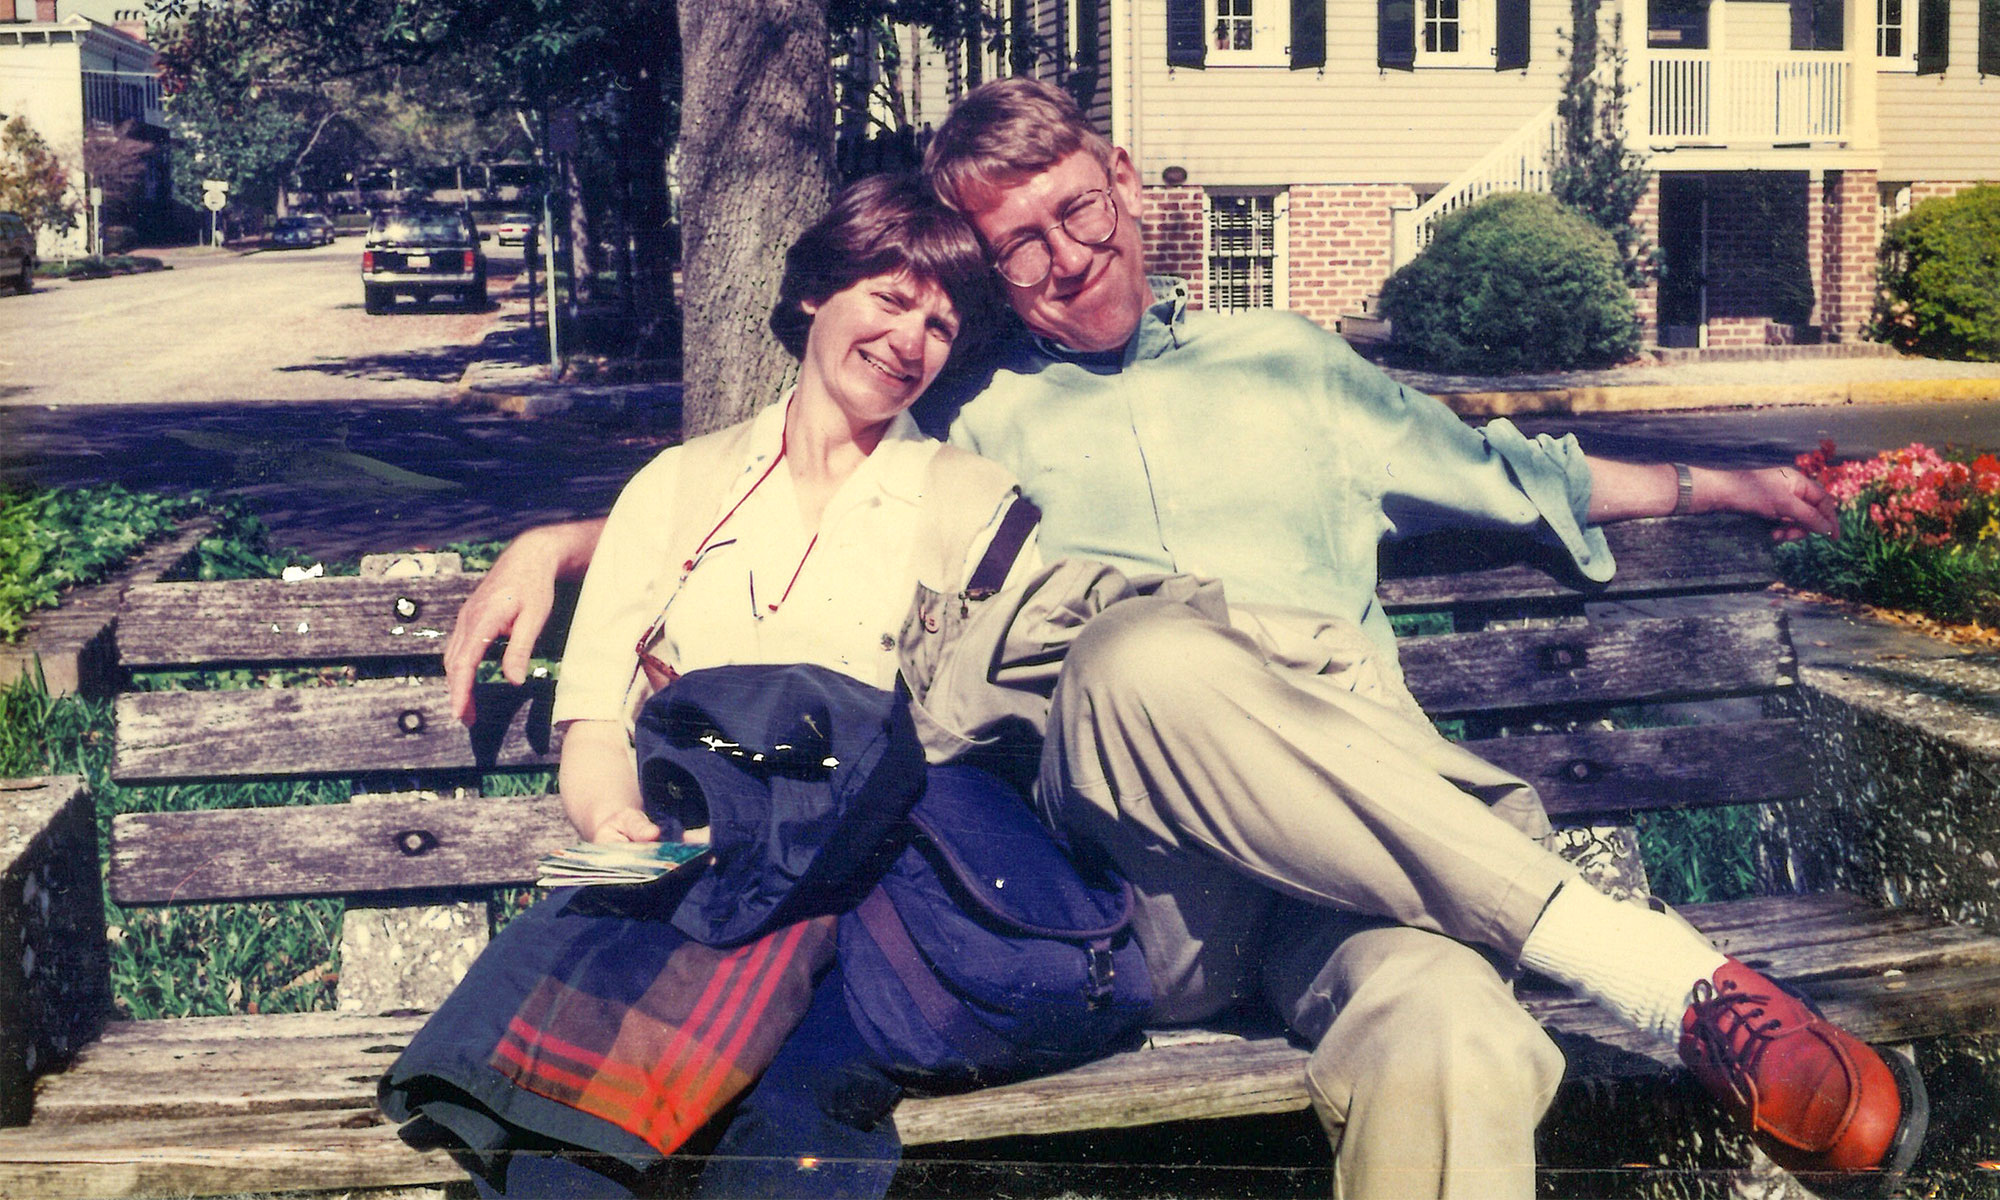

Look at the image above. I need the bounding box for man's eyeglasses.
[990,188,1120,289]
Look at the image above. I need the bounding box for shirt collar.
[1027,294,1185,369]
[741,394,931,506]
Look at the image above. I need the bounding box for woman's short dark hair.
[770,173,1002,364]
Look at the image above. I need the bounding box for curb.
[1434,375,2000,417]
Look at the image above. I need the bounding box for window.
[1207,191,1286,311]
[1207,0,1290,65]
[1418,0,1488,62]
[1879,0,1917,66]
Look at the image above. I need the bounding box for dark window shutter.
[1495,0,1530,68]
[1168,0,1207,67]
[1380,0,1416,68]
[1917,0,1950,72]
[1979,0,2000,73]
[1292,0,1327,67]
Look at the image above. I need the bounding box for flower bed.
[1780,440,2000,630]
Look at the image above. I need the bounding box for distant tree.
[0,115,78,240]
[1552,0,1651,279]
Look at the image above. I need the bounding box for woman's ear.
[801,297,819,316]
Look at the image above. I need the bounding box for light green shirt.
[937,298,1613,653]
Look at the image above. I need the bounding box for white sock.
[1519,882,1729,1044]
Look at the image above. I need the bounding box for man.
[447,79,1922,1198]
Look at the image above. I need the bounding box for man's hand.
[1712,465,1840,542]
[444,519,606,725]
[1585,457,1839,540]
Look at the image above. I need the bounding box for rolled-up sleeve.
[1338,339,1615,585]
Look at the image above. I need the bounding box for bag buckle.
[1085,945,1117,1008]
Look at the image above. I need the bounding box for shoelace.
[1683,977,1786,1112]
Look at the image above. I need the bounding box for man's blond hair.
[923,77,1116,213]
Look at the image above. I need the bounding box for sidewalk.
[453,270,2000,421]
[1383,345,2000,417]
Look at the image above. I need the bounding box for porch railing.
[1647,51,1850,145]
[1391,102,1562,270]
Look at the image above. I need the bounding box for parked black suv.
[361,207,487,313]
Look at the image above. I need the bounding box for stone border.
[0,518,216,699]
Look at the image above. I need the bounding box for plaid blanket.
[380,890,834,1169]
[491,913,835,1155]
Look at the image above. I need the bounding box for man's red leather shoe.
[1679,959,1926,1194]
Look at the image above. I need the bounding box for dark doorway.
[1657,174,1707,346]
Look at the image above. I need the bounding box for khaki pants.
[1039,596,1577,1199]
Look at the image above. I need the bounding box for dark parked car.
[270,215,330,249]
[0,211,35,294]
[361,207,488,313]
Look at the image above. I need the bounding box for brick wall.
[1141,186,1206,309]
[1283,185,1416,331]
[1630,176,1661,344]
[1820,169,1879,343]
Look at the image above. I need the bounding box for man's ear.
[1107,147,1143,222]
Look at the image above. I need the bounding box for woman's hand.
[444,519,607,726]
[583,805,663,844]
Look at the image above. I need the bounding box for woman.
[380,174,1050,1199]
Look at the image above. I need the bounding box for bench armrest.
[0,776,112,1125]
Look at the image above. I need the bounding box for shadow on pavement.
[278,341,491,383]
[0,400,675,563]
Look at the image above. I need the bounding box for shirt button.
[923,614,940,633]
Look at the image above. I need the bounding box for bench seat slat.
[110,794,575,905]
[113,680,561,783]
[0,1107,453,1200]
[1402,611,1791,716]
[1379,515,1779,611]
[9,896,1996,1176]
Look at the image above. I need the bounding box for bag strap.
[854,887,1018,1067]
[965,493,1040,600]
[914,443,1032,596]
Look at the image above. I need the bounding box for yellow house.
[880,0,2000,351]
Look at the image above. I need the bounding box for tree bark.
[677,0,836,435]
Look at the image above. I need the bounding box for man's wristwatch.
[1671,462,1695,516]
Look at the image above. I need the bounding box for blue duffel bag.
[838,762,1154,1087]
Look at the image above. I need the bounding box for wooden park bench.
[3,515,1999,1198]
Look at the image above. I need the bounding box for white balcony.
[1646,51,1853,146]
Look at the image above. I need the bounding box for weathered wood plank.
[0,1107,457,1200]
[117,576,578,669]
[112,679,561,783]
[1401,611,1793,716]
[110,793,573,904]
[1378,515,1777,612]
[1469,719,1810,819]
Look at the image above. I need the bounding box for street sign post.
[201,181,229,245]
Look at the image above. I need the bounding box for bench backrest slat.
[112,680,561,783]
[1377,515,1777,611]
[1401,610,1793,716]
[109,794,575,905]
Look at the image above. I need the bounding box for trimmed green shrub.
[1382,192,1641,373]
[1872,184,2000,361]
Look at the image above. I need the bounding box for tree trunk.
[677,0,836,435]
